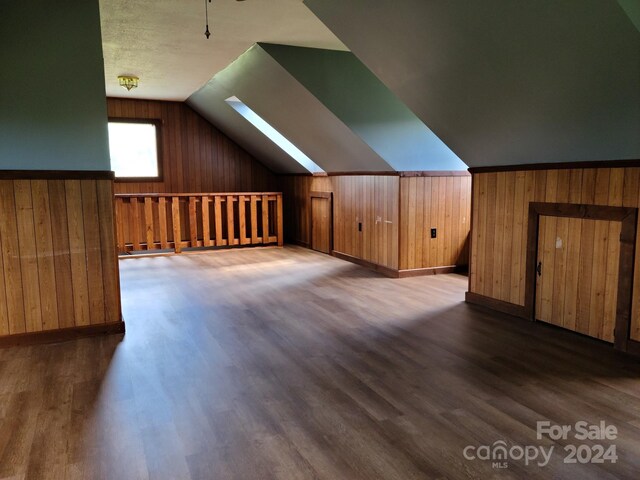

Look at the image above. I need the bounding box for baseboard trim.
[287,239,310,248]
[397,265,468,278]
[0,321,126,348]
[465,292,530,320]
[331,251,399,278]
[624,339,640,357]
[331,251,466,279]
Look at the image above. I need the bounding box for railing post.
[115,197,125,254]
[277,193,283,247]
[130,197,141,251]
[239,195,249,245]
[262,194,269,243]
[172,196,181,253]
[214,195,224,246]
[158,197,168,249]
[250,195,259,244]
[144,197,154,250]
[226,195,236,246]
[189,196,198,248]
[202,196,211,247]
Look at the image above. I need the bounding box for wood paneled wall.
[280,174,470,273]
[280,175,399,269]
[107,98,277,194]
[399,176,471,270]
[0,175,122,340]
[280,175,333,246]
[469,167,640,341]
[333,176,400,270]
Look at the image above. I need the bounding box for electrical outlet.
[431,228,437,238]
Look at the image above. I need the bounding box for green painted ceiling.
[305,0,640,167]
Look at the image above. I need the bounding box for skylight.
[225,96,324,174]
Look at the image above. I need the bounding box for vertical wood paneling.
[632,170,640,342]
[492,173,506,299]
[476,175,488,293]
[0,181,25,335]
[108,98,277,194]
[14,180,43,332]
[81,180,106,326]
[398,175,472,270]
[31,180,59,330]
[0,177,121,338]
[470,167,640,344]
[0,201,8,335]
[335,175,400,270]
[96,180,121,325]
[48,181,76,328]
[509,172,526,304]
[281,174,465,272]
[65,180,91,327]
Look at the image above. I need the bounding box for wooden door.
[535,215,621,342]
[310,193,332,254]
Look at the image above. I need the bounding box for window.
[225,96,324,174]
[107,119,161,180]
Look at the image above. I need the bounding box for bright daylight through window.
[108,121,160,178]
[225,96,324,174]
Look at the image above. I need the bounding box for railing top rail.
[115,192,283,198]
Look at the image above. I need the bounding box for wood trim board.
[0,321,125,348]
[465,291,530,319]
[325,171,470,177]
[468,159,640,174]
[331,250,399,278]
[331,250,467,279]
[0,170,115,180]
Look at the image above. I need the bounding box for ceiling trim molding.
[278,170,469,177]
[468,159,640,174]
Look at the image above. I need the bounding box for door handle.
[536,261,542,277]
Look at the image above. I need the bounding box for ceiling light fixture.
[204,0,211,39]
[204,0,246,39]
[118,75,139,91]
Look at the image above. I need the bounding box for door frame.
[525,202,638,353]
[309,191,333,254]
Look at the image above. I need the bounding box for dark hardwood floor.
[1,246,639,479]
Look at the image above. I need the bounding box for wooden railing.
[114,192,283,255]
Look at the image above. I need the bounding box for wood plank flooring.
[1,246,640,479]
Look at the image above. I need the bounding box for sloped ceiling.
[304,0,640,168]
[618,0,640,31]
[100,0,346,100]
[261,44,467,171]
[187,44,393,173]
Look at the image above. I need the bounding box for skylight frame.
[225,96,324,174]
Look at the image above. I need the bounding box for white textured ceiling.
[100,0,346,101]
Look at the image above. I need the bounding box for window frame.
[108,117,164,183]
